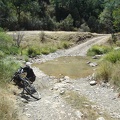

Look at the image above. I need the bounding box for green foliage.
[39,31,46,43]
[0,50,5,58]
[104,50,120,63]
[111,62,120,88]
[40,46,57,55]
[87,45,112,56]
[0,27,4,32]
[0,0,119,32]
[80,23,90,32]
[113,7,120,31]
[0,32,19,55]
[96,60,120,88]
[99,0,120,33]
[0,57,20,87]
[58,14,74,31]
[96,61,113,82]
[116,41,120,47]
[27,46,41,57]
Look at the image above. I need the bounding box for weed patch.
[0,92,18,120]
[104,50,120,63]
[63,91,114,120]
[87,45,112,56]
[96,61,113,83]
[0,57,20,87]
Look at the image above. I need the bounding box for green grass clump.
[26,41,72,57]
[0,57,20,87]
[27,46,40,57]
[87,45,112,56]
[110,62,120,88]
[96,60,120,89]
[96,61,113,83]
[0,57,20,120]
[104,50,120,63]
[0,32,19,56]
[57,41,72,49]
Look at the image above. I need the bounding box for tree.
[99,0,120,33]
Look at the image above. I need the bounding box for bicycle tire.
[23,81,41,100]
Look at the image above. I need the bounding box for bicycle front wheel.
[24,83,41,100]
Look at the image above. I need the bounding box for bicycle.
[10,67,41,100]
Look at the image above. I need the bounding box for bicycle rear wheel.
[24,83,41,100]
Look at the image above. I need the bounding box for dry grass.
[21,31,94,47]
[63,90,116,120]
[0,87,18,120]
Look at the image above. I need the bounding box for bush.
[0,27,4,32]
[9,46,20,55]
[96,61,113,83]
[0,95,18,120]
[80,23,90,32]
[87,45,112,56]
[0,32,19,55]
[58,14,74,31]
[116,41,120,47]
[104,50,120,63]
[111,63,120,88]
[0,51,5,58]
[39,31,46,43]
[27,47,40,57]
[0,58,20,87]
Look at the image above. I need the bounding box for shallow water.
[33,56,96,79]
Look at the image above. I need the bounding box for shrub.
[27,46,41,57]
[96,61,113,83]
[87,45,112,56]
[0,32,19,55]
[80,23,90,32]
[57,41,72,49]
[111,63,120,88]
[0,95,18,120]
[0,58,20,87]
[58,14,74,31]
[104,50,120,63]
[39,31,46,43]
[49,47,57,53]
[62,41,70,49]
[116,41,120,47]
[41,47,50,55]
[0,27,4,32]
[0,51,5,58]
[9,46,20,55]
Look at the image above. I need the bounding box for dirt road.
[16,33,120,120]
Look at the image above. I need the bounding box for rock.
[26,113,31,118]
[92,55,102,59]
[114,47,120,50]
[87,61,91,64]
[89,62,98,67]
[60,90,65,95]
[118,93,120,98]
[96,117,105,120]
[75,110,83,119]
[54,86,58,90]
[64,76,69,80]
[90,80,97,85]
